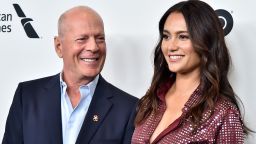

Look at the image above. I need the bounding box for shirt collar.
[59,72,99,98]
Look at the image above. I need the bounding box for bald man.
[2,6,138,144]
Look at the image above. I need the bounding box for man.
[2,6,138,144]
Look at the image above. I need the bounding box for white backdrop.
[0,0,255,143]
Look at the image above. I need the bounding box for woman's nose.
[167,39,178,52]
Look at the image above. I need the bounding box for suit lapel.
[76,76,113,144]
[43,74,63,144]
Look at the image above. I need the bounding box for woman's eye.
[178,34,189,40]
[162,34,170,40]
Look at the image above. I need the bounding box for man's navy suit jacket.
[2,74,138,144]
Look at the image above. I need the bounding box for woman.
[132,0,250,143]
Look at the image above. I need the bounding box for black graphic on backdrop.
[215,9,233,36]
[13,4,39,38]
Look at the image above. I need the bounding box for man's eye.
[75,37,88,44]
[96,36,105,43]
[76,37,86,41]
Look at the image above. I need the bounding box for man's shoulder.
[19,73,59,87]
[109,82,138,100]
[99,77,139,103]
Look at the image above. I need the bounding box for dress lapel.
[76,76,113,144]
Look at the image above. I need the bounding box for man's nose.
[86,37,99,52]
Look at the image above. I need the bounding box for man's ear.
[54,36,63,58]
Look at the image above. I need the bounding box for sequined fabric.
[132,85,244,144]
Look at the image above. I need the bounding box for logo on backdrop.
[1,6,233,38]
[215,9,233,36]
[13,4,39,38]
[0,11,12,33]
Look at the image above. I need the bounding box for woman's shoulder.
[199,97,243,134]
[213,97,241,117]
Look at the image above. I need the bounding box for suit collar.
[43,73,63,143]
[43,74,113,144]
[44,73,60,90]
[76,75,113,143]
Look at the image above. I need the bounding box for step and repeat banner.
[1,0,255,143]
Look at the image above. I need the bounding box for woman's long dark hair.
[135,0,251,134]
